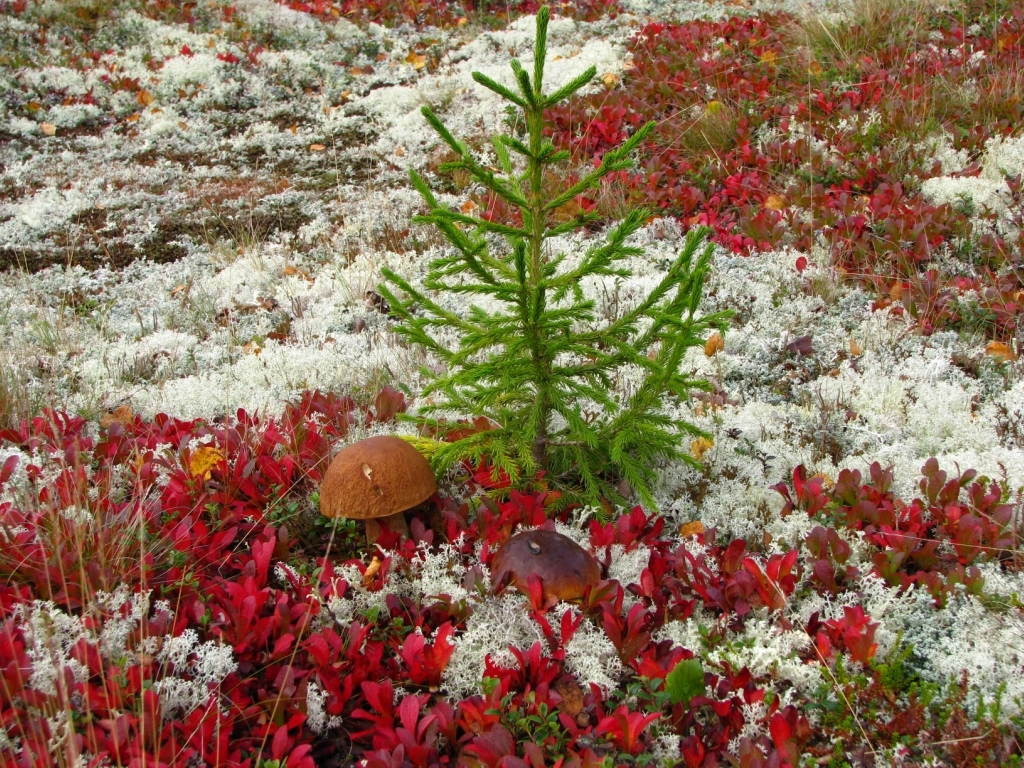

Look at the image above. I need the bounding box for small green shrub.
[380,6,730,509]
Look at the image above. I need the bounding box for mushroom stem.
[365,512,410,545]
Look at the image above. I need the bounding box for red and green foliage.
[274,0,619,29]
[545,6,1024,340]
[0,392,1019,765]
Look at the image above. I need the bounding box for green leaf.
[665,658,705,706]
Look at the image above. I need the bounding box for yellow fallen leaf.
[704,331,724,357]
[27,101,41,112]
[706,100,723,114]
[394,146,405,157]
[849,338,863,356]
[679,520,706,538]
[764,194,786,211]
[126,113,140,122]
[759,50,778,65]
[310,143,326,151]
[601,72,619,88]
[189,446,224,481]
[137,89,154,106]
[41,122,56,136]
[808,60,823,76]
[405,52,427,70]
[691,437,714,461]
[460,199,478,214]
[889,282,903,302]
[985,341,1017,363]
[242,341,261,356]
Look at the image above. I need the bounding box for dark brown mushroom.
[491,529,601,606]
[320,435,437,544]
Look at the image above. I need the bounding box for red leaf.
[0,454,17,485]
[398,694,420,735]
[271,723,290,760]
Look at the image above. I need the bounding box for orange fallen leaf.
[601,72,619,88]
[310,143,326,151]
[849,338,863,356]
[889,282,903,302]
[363,556,382,585]
[27,101,41,112]
[137,89,154,106]
[394,146,405,157]
[759,50,778,65]
[704,331,724,357]
[99,405,134,429]
[125,112,140,122]
[679,520,706,538]
[985,341,1017,363]
[405,52,427,70]
[808,60,823,76]
[764,194,786,211]
[189,446,224,481]
[242,341,261,356]
[41,122,56,135]
[460,199,479,214]
[811,472,835,489]
[283,264,298,275]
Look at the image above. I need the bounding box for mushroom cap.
[491,529,601,603]
[320,435,437,520]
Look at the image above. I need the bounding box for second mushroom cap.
[491,529,601,605]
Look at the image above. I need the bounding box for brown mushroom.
[320,435,437,544]
[491,529,601,606]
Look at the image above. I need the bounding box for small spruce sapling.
[378,6,731,510]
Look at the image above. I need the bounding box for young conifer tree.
[378,6,731,510]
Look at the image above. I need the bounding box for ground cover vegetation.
[0,0,1022,766]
